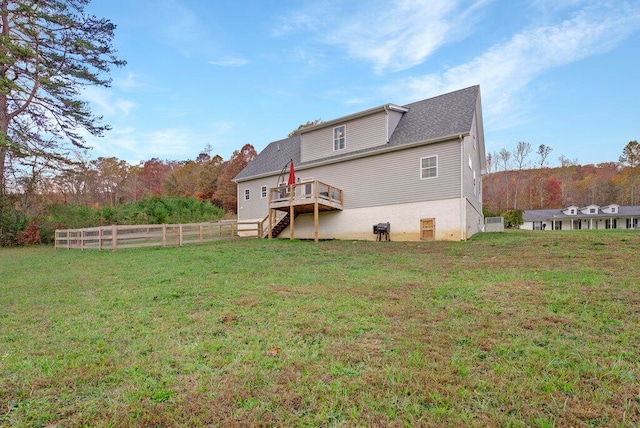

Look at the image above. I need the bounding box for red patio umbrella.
[287,160,296,185]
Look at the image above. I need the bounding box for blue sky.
[83,0,640,168]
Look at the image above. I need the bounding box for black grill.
[373,222,390,241]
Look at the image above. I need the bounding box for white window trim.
[244,189,250,200]
[261,185,267,198]
[420,155,438,180]
[333,125,346,151]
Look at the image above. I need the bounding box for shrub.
[502,209,524,228]
[16,221,41,246]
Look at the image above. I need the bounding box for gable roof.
[234,85,480,182]
[524,205,640,221]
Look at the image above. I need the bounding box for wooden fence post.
[179,224,183,247]
[112,225,118,251]
[162,224,167,247]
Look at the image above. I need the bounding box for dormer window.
[571,209,575,214]
[333,125,346,151]
[590,208,596,214]
[612,207,617,213]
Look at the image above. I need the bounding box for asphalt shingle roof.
[523,206,640,221]
[234,85,479,181]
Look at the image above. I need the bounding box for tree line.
[0,143,257,246]
[483,140,640,215]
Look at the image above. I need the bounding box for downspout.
[459,134,465,240]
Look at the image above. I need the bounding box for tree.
[512,141,531,209]
[619,140,640,205]
[288,119,322,138]
[213,144,257,213]
[0,0,125,197]
[138,158,173,197]
[498,148,511,211]
[619,140,640,167]
[537,144,553,168]
[503,209,523,228]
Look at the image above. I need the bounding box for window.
[420,156,437,179]
[571,209,576,214]
[472,171,476,195]
[333,125,346,151]
[590,208,596,214]
[244,189,250,200]
[261,186,267,198]
[555,221,562,230]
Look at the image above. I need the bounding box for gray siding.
[238,139,462,221]
[301,111,387,163]
[461,113,483,216]
[237,176,280,220]
[387,110,404,139]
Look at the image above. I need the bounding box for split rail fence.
[55,220,263,251]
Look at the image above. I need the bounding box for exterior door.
[420,218,435,241]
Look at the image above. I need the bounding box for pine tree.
[0,0,125,196]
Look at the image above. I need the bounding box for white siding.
[279,199,463,241]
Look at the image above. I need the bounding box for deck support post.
[314,182,319,242]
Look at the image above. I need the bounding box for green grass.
[1,230,639,427]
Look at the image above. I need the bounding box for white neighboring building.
[521,204,640,230]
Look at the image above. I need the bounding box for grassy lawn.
[1,230,639,427]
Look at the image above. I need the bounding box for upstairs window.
[420,156,438,179]
[333,125,346,151]
[261,186,267,198]
[244,189,250,200]
[590,208,596,214]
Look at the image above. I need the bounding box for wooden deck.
[267,181,343,241]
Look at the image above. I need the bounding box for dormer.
[580,204,600,215]
[299,104,408,163]
[601,204,619,214]
[562,205,579,216]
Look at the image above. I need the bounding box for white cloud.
[273,0,489,73]
[209,57,250,67]
[82,86,138,117]
[403,2,640,127]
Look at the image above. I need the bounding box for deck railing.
[269,180,343,208]
[55,220,262,251]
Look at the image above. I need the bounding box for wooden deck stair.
[266,212,291,238]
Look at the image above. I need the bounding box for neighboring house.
[521,204,640,230]
[233,85,486,241]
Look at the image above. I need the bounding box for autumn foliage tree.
[213,144,257,213]
[483,141,639,213]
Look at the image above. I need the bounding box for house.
[233,85,486,241]
[521,204,640,230]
